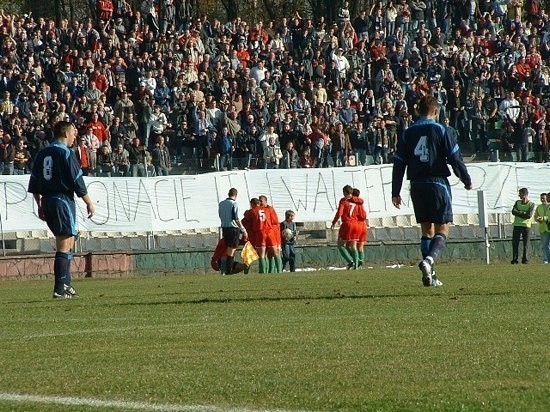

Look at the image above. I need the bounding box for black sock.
[427,233,447,263]
[420,236,432,259]
[54,251,71,294]
[226,256,234,274]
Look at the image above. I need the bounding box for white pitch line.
[0,392,307,412]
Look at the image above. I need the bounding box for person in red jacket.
[87,112,109,143]
[211,238,247,275]
[98,0,114,21]
[90,68,109,94]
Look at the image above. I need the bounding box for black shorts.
[410,177,453,224]
[222,227,241,248]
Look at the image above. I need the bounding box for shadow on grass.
[113,289,541,307]
[8,289,549,307]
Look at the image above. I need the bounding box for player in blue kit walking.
[28,121,95,298]
[391,95,473,287]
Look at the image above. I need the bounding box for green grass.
[0,264,549,411]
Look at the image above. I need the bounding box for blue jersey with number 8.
[28,141,87,199]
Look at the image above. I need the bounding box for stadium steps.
[156,236,176,249]
[39,238,56,253]
[3,212,528,253]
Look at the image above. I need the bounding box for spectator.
[338,99,356,126]
[396,59,416,94]
[0,0,542,180]
[97,143,114,177]
[126,137,147,177]
[109,116,128,150]
[263,135,283,169]
[234,128,256,169]
[122,113,140,142]
[161,0,176,35]
[499,91,521,122]
[113,142,130,177]
[150,105,171,147]
[508,117,530,161]
[281,141,299,169]
[216,126,233,171]
[330,121,352,167]
[13,140,31,175]
[152,135,172,176]
[351,121,369,165]
[75,137,92,176]
[2,133,15,175]
[299,146,314,168]
[81,128,100,172]
[87,112,109,144]
[136,95,154,148]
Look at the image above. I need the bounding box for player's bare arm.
[81,194,95,218]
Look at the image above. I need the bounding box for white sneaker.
[64,284,77,296]
[53,291,72,299]
[418,259,433,287]
[431,275,443,287]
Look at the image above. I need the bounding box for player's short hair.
[250,197,260,207]
[417,95,439,117]
[352,188,360,197]
[343,185,353,195]
[285,210,295,218]
[228,188,238,197]
[53,120,74,139]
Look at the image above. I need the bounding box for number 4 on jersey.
[414,136,429,162]
[43,156,53,181]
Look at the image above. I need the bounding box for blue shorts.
[410,177,453,224]
[42,194,78,237]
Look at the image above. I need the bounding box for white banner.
[2,162,550,232]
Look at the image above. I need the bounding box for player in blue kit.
[391,95,473,287]
[28,121,95,298]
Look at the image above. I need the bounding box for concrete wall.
[0,238,542,280]
[0,252,134,280]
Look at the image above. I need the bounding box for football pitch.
[1,264,549,411]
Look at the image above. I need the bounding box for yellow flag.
[241,241,259,266]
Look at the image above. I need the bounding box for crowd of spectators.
[0,0,548,177]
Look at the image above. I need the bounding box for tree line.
[0,0,377,25]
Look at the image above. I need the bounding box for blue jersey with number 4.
[28,141,87,199]
[391,118,471,196]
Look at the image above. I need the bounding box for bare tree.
[220,0,240,21]
[303,0,337,23]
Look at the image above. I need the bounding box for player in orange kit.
[331,185,364,269]
[259,195,283,273]
[352,188,368,267]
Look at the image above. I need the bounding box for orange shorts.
[357,221,367,243]
[266,227,280,247]
[338,221,356,241]
[251,229,279,247]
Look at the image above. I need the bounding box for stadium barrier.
[0,236,543,280]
